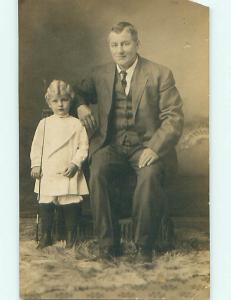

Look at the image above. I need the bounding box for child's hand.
[63,163,79,178]
[31,166,42,179]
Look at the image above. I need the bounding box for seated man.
[75,21,184,263]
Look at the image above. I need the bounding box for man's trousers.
[89,144,168,250]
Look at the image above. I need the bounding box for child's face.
[48,96,71,116]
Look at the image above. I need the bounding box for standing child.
[30,80,89,249]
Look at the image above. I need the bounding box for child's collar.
[53,113,70,118]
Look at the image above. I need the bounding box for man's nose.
[118,45,124,53]
[58,100,63,106]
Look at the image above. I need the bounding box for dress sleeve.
[71,123,89,168]
[30,119,46,168]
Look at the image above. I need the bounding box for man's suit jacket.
[76,56,184,169]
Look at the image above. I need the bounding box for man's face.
[48,96,71,116]
[109,29,139,70]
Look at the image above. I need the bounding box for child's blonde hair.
[45,80,75,103]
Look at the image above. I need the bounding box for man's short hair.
[111,22,138,42]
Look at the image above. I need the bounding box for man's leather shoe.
[112,244,123,257]
[135,247,153,264]
[99,247,114,261]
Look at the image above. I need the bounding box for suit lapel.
[100,58,148,117]
[131,57,148,118]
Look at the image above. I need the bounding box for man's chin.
[117,61,130,69]
[116,59,136,70]
[116,59,126,65]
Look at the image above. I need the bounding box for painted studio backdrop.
[19,0,208,218]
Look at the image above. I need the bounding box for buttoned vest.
[108,71,141,146]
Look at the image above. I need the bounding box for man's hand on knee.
[138,148,159,168]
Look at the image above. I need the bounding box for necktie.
[120,71,127,91]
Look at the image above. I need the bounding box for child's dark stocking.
[37,203,55,249]
[63,203,81,249]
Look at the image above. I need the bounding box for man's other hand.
[77,105,97,132]
[138,148,159,168]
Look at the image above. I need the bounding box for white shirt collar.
[116,56,138,95]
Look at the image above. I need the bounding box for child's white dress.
[30,114,89,204]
